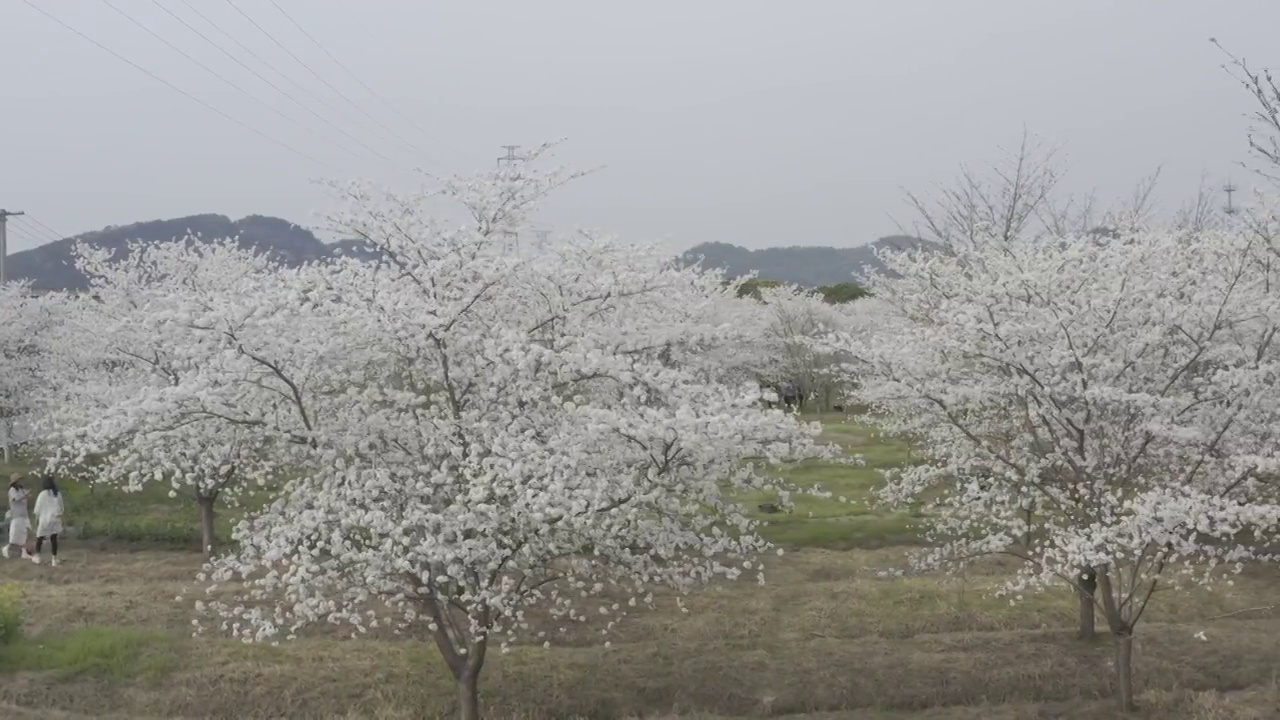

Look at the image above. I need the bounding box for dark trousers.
[35,533,58,556]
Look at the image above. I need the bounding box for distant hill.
[680,235,941,287]
[5,214,382,292]
[7,215,940,293]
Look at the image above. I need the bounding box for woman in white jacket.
[3,475,33,560]
[32,476,64,567]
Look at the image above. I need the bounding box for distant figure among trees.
[781,381,802,411]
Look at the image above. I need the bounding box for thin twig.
[1202,605,1276,622]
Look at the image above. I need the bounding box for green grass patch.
[63,481,223,548]
[2,454,274,549]
[738,420,925,550]
[0,583,24,646]
[758,511,922,549]
[0,626,179,681]
[75,482,226,545]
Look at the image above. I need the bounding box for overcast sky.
[1,0,1277,254]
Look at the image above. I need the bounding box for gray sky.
[1,0,1276,254]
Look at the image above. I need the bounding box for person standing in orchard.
[31,475,64,567]
[781,381,799,410]
[2,474,33,560]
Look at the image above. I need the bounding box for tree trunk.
[1114,630,1136,712]
[197,495,216,556]
[457,670,481,720]
[1076,567,1098,640]
[460,634,489,720]
[452,638,488,720]
[426,597,489,720]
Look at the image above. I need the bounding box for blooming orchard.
[22,131,1280,717]
[828,223,1280,710]
[33,148,834,719]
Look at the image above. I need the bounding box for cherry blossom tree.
[828,223,1280,711]
[752,283,856,414]
[181,147,830,719]
[0,282,65,463]
[40,238,358,553]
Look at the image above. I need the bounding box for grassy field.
[2,420,1279,719]
[743,422,924,549]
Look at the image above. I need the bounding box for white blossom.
[0,282,67,459]
[39,145,833,716]
[826,221,1280,710]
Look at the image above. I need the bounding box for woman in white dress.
[2,475,33,560]
[32,475,64,567]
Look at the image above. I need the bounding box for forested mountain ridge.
[5,214,379,292]
[680,235,941,287]
[7,215,938,292]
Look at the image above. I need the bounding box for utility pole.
[1223,181,1239,216]
[0,209,25,285]
[495,145,526,255]
[533,229,551,251]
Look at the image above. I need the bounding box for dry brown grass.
[1,545,1279,719]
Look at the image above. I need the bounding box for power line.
[172,0,413,163]
[100,0,390,167]
[320,4,473,172]
[154,0,404,166]
[0,209,26,284]
[7,220,45,246]
[221,0,430,164]
[8,217,53,243]
[22,1,338,171]
[264,0,451,164]
[10,216,60,244]
[6,226,40,248]
[22,216,67,241]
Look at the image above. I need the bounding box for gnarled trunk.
[1076,567,1097,640]
[197,494,216,556]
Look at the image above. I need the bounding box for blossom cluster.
[826,223,1280,630]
